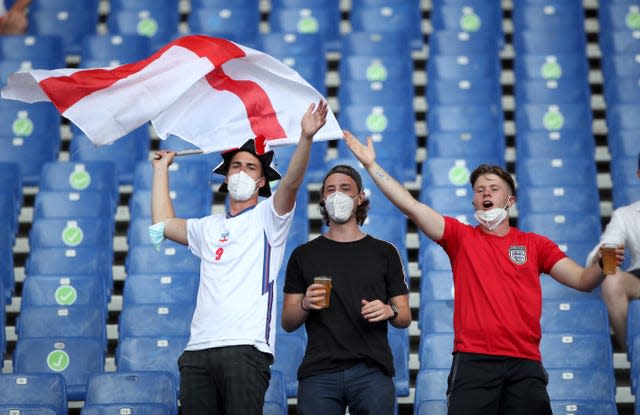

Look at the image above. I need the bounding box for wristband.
[300,297,310,312]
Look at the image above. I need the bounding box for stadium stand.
[1,1,637,414]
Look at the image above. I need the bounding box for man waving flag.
[1,35,342,152]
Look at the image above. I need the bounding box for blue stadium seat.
[557,241,602,269]
[515,103,592,133]
[601,53,640,80]
[0,136,60,186]
[419,186,475,216]
[515,158,597,187]
[604,77,640,105]
[418,332,454,369]
[626,300,640,356]
[21,274,108,310]
[388,327,410,396]
[0,100,61,138]
[514,53,589,82]
[13,337,105,401]
[515,129,595,159]
[107,8,179,52]
[427,105,504,135]
[122,272,199,306]
[428,30,498,56]
[272,333,306,398]
[430,1,502,47]
[419,270,454,302]
[517,185,600,216]
[29,218,113,250]
[80,34,153,67]
[81,404,169,415]
[427,54,500,81]
[413,369,449,403]
[118,304,195,338]
[258,32,324,58]
[84,371,178,415]
[515,79,591,105]
[132,159,211,191]
[0,34,65,67]
[0,163,21,243]
[540,274,601,301]
[414,400,448,415]
[126,245,200,275]
[339,79,414,106]
[518,213,601,245]
[427,78,501,106]
[612,184,640,209]
[16,305,106,348]
[116,335,189,392]
[419,300,454,333]
[512,2,585,31]
[268,6,341,51]
[341,31,412,57]
[39,161,119,210]
[128,188,212,220]
[599,2,640,32]
[33,191,114,225]
[419,240,453,273]
[608,129,640,160]
[28,8,98,55]
[0,373,67,415]
[427,129,505,159]
[340,55,413,82]
[264,370,288,415]
[540,300,610,334]
[110,0,179,10]
[349,4,423,51]
[540,333,613,370]
[0,406,58,415]
[600,30,640,55]
[546,368,616,403]
[421,156,505,188]
[513,30,586,55]
[69,126,150,185]
[271,141,327,184]
[188,7,260,47]
[0,239,14,303]
[611,155,640,187]
[551,401,618,415]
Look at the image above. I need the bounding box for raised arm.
[343,130,445,241]
[273,100,328,216]
[151,150,188,245]
[550,244,625,291]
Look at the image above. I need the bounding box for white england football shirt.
[185,196,294,355]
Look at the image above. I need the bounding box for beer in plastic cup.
[602,243,618,275]
[314,276,332,308]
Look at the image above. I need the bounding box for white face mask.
[325,191,357,223]
[474,196,510,231]
[227,171,259,202]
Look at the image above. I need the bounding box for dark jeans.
[178,345,273,415]
[447,352,552,415]
[297,363,396,415]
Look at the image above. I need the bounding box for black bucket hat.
[213,135,282,198]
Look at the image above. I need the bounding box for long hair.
[319,164,370,226]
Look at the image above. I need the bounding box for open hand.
[343,130,376,168]
[301,100,329,140]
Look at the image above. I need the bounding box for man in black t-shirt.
[282,164,411,415]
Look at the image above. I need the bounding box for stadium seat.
[107,6,180,52]
[517,212,601,245]
[427,105,504,135]
[0,99,60,138]
[599,2,640,32]
[413,369,449,403]
[84,371,178,415]
[540,300,610,334]
[268,6,341,51]
[116,335,189,392]
[349,4,423,51]
[515,79,591,105]
[513,30,586,55]
[0,136,61,186]
[420,241,453,273]
[427,53,500,82]
[128,189,212,219]
[551,401,618,415]
[418,332,454,369]
[427,78,501,106]
[430,1,502,46]
[414,400,448,415]
[122,272,199,306]
[420,270,454,302]
[340,55,413,82]
[604,77,640,105]
[516,185,600,216]
[0,373,67,415]
[512,2,585,31]
[188,7,260,47]
[546,368,616,403]
[29,218,114,250]
[610,156,640,187]
[540,274,601,301]
[33,191,114,226]
[429,30,498,56]
[426,129,505,159]
[540,333,613,370]
[0,406,58,415]
[80,34,153,67]
[514,53,589,82]
[515,158,597,187]
[132,159,211,191]
[421,156,505,189]
[515,129,596,159]
[110,0,179,10]
[419,186,475,217]
[0,34,65,63]
[0,239,14,303]
[13,337,105,401]
[339,79,414,106]
[69,126,150,186]
[272,333,306,397]
[21,274,108,310]
[28,8,99,55]
[16,305,107,347]
[515,103,592,133]
[264,370,288,415]
[39,161,119,209]
[340,31,412,58]
[258,32,323,59]
[601,53,640,81]
[607,129,640,160]
[118,303,195,338]
[419,300,454,334]
[388,327,410,396]
[81,403,169,415]
[125,245,200,275]
[600,30,640,55]
[612,183,640,209]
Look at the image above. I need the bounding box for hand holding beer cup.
[302,276,333,310]
[599,242,625,275]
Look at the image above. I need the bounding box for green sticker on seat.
[460,13,481,32]
[61,225,84,247]
[448,165,470,186]
[55,285,78,306]
[366,63,388,82]
[297,16,319,33]
[627,11,640,30]
[47,349,70,372]
[542,110,564,130]
[366,113,388,133]
[68,170,91,190]
[137,17,158,37]
[12,117,33,136]
[541,61,562,80]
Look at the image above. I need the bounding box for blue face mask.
[148,221,167,251]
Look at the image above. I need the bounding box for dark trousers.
[447,352,552,415]
[297,363,396,415]
[178,345,273,415]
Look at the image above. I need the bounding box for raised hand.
[343,130,376,169]
[300,99,329,140]
[152,150,176,168]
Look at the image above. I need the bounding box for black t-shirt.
[283,234,408,379]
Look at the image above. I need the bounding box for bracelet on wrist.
[300,297,310,312]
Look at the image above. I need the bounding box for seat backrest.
[540,333,613,370]
[118,303,195,338]
[418,332,454,369]
[263,370,287,415]
[29,218,114,250]
[122,272,199,305]
[21,274,107,310]
[80,403,169,415]
[271,333,306,398]
[0,373,67,415]
[546,368,616,402]
[125,245,200,275]
[17,305,107,345]
[540,299,610,334]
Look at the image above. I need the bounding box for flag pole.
[175,149,204,157]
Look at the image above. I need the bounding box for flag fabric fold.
[1,35,342,152]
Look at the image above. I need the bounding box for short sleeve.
[385,242,409,297]
[260,196,295,247]
[186,217,205,259]
[283,248,306,294]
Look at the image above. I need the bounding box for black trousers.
[178,345,273,415]
[447,352,552,415]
